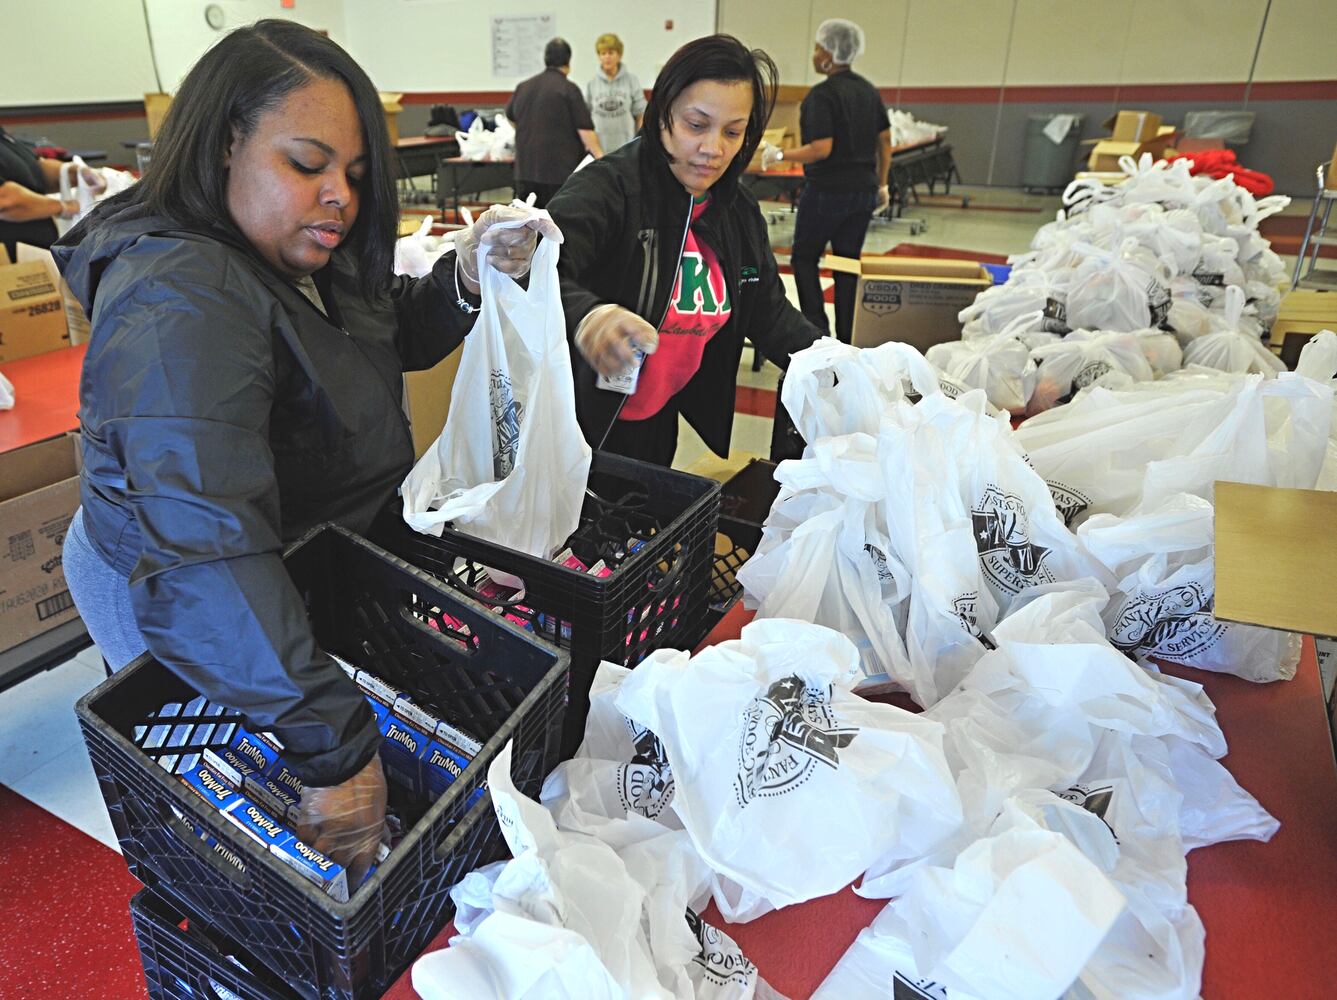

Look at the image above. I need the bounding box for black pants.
[600,401,680,468]
[790,187,877,344]
[515,179,564,209]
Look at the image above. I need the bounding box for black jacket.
[547,139,821,455]
[53,202,474,786]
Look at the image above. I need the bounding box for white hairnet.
[816,18,865,64]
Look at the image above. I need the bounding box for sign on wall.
[491,13,557,79]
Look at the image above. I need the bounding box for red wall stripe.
[4,78,1334,127]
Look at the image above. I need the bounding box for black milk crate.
[371,451,721,756]
[708,459,778,615]
[131,887,302,1000]
[77,525,568,1000]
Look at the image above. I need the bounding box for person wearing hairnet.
[762,19,890,344]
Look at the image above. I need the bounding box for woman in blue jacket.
[53,20,552,880]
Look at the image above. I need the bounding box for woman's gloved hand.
[759,143,784,171]
[295,753,388,885]
[80,165,108,197]
[454,201,564,294]
[876,184,890,211]
[574,303,659,378]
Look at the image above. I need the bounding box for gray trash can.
[1022,113,1085,193]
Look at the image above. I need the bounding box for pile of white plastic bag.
[405,315,1333,997]
[887,108,948,147]
[951,154,1292,415]
[456,113,516,161]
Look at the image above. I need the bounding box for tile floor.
[3,183,1318,848]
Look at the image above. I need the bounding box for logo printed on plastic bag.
[865,544,898,587]
[685,909,757,987]
[893,973,949,1000]
[1044,480,1091,528]
[1073,359,1114,389]
[861,280,902,316]
[616,719,674,819]
[951,592,996,650]
[1055,783,1118,841]
[970,485,1054,594]
[488,369,522,478]
[1108,583,1226,661]
[1041,296,1070,334]
[735,676,858,807]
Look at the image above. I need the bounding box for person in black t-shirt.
[506,37,604,208]
[761,20,890,344]
[0,127,107,260]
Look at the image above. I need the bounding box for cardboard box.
[766,85,808,140]
[825,255,992,352]
[380,93,404,146]
[0,259,70,362]
[0,433,82,656]
[144,92,173,141]
[405,350,462,458]
[1104,110,1162,143]
[1327,141,1337,191]
[1269,289,1337,346]
[1086,134,1174,173]
[16,243,90,346]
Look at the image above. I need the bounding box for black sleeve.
[568,82,595,131]
[800,88,836,143]
[387,248,478,371]
[103,272,381,787]
[744,200,823,368]
[546,160,626,338]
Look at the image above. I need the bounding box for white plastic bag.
[455,117,496,161]
[926,328,1037,413]
[400,211,592,572]
[1182,330,1284,375]
[1026,329,1155,416]
[58,155,136,225]
[1065,240,1168,333]
[393,214,450,278]
[0,372,13,411]
[1079,494,1302,682]
[614,619,963,914]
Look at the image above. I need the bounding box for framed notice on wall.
[491,13,556,79]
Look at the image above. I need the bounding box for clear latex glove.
[454,198,564,294]
[295,753,388,885]
[876,185,890,211]
[574,303,659,378]
[760,142,784,171]
[80,165,107,196]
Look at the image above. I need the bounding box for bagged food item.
[1065,239,1169,334]
[614,620,963,914]
[1026,329,1155,416]
[926,325,1038,413]
[1079,493,1302,682]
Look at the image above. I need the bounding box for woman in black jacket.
[52,21,552,881]
[548,34,822,466]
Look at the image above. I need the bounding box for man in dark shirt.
[763,20,890,343]
[506,38,603,208]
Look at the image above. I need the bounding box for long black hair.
[640,34,778,191]
[108,20,397,297]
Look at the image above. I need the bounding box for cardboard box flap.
[823,254,991,281]
[379,92,405,113]
[1277,289,1337,318]
[0,435,80,504]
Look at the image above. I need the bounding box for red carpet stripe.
[735,385,778,419]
